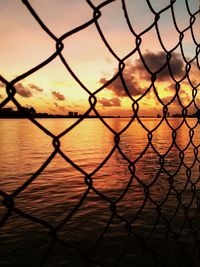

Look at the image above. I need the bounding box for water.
[0,118,199,267]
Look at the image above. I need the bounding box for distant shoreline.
[0,107,199,119]
[0,115,199,119]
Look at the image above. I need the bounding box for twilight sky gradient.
[0,0,200,116]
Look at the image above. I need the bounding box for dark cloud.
[53,102,58,107]
[29,84,43,92]
[134,51,184,81]
[99,63,146,97]
[98,97,121,107]
[16,83,33,98]
[52,91,65,101]
[99,51,185,98]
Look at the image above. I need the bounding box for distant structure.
[68,111,78,117]
[68,111,73,117]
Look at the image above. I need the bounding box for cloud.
[28,84,43,92]
[99,51,185,98]
[98,97,121,107]
[0,94,2,99]
[13,83,44,98]
[134,51,184,81]
[99,62,146,97]
[52,91,65,101]
[16,83,33,98]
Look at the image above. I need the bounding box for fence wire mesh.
[0,0,200,266]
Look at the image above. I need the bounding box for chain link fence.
[0,0,200,266]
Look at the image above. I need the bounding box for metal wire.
[0,0,199,266]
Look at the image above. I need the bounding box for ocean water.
[0,118,199,267]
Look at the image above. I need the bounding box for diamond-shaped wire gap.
[185,116,199,129]
[152,80,178,109]
[56,191,115,265]
[136,89,164,128]
[13,57,90,127]
[127,196,163,240]
[60,117,115,173]
[147,170,171,207]
[158,189,180,222]
[168,205,190,239]
[151,119,173,155]
[0,1,55,80]
[15,154,88,228]
[119,120,149,162]
[77,215,131,267]
[90,149,132,202]
[139,27,167,58]
[0,213,51,267]
[115,177,146,223]
[163,145,182,176]
[180,29,199,60]
[134,145,161,187]
[61,22,119,93]
[94,0,137,58]
[178,85,198,110]
[185,60,200,86]
[180,181,198,211]
[182,143,198,169]
[170,165,191,199]
[156,7,180,51]
[123,0,155,35]
[172,0,192,31]
[0,118,52,194]
[175,120,194,151]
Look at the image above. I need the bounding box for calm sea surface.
[0,118,199,267]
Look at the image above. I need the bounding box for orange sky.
[0,0,200,116]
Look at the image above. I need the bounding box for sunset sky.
[0,0,200,116]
